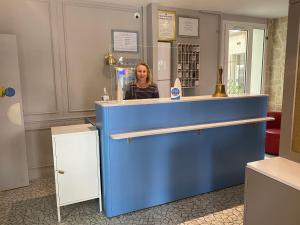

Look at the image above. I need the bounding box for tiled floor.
[0,177,244,225]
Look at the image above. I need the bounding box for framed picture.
[158,10,176,41]
[112,30,138,53]
[178,16,199,37]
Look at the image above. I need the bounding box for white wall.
[0,0,143,179]
[0,0,268,180]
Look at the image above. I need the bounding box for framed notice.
[178,16,199,37]
[158,10,176,41]
[112,30,138,53]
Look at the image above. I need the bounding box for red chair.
[265,112,281,155]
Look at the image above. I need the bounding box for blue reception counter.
[96,95,270,217]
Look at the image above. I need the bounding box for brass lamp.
[212,67,228,97]
[104,53,116,65]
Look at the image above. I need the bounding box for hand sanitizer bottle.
[171,78,182,100]
[101,87,110,101]
[174,78,182,97]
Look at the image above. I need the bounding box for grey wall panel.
[25,129,54,180]
[146,3,159,82]
[280,1,300,162]
[0,0,58,115]
[150,5,219,97]
[63,2,143,111]
[197,13,219,96]
[174,12,219,96]
[25,129,53,170]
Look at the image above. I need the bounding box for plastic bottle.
[174,78,182,97]
[101,87,110,101]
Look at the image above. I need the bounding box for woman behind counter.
[124,62,159,100]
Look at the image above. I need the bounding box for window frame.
[221,21,267,95]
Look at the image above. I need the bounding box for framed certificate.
[112,30,138,53]
[178,16,199,37]
[158,10,176,41]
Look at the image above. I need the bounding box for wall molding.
[24,115,95,130]
[28,165,54,180]
[61,0,143,112]
[63,0,141,12]
[20,0,143,127]
[23,0,60,116]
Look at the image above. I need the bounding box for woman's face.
[136,65,148,83]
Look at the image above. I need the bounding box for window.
[222,21,266,95]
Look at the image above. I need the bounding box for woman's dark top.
[124,82,159,100]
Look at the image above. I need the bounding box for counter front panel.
[96,96,268,217]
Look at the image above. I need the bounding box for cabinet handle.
[57,170,65,174]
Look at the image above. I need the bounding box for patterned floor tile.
[0,177,245,225]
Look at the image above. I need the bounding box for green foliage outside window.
[227,80,245,95]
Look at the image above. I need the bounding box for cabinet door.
[53,131,99,205]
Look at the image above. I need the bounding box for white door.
[53,132,99,205]
[0,34,29,191]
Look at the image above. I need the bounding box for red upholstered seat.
[265,112,281,155]
[266,128,280,135]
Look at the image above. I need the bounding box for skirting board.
[29,165,54,180]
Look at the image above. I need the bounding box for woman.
[124,62,159,100]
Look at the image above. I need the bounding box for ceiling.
[96,0,289,18]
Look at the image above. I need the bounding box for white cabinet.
[244,157,300,225]
[51,124,101,222]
